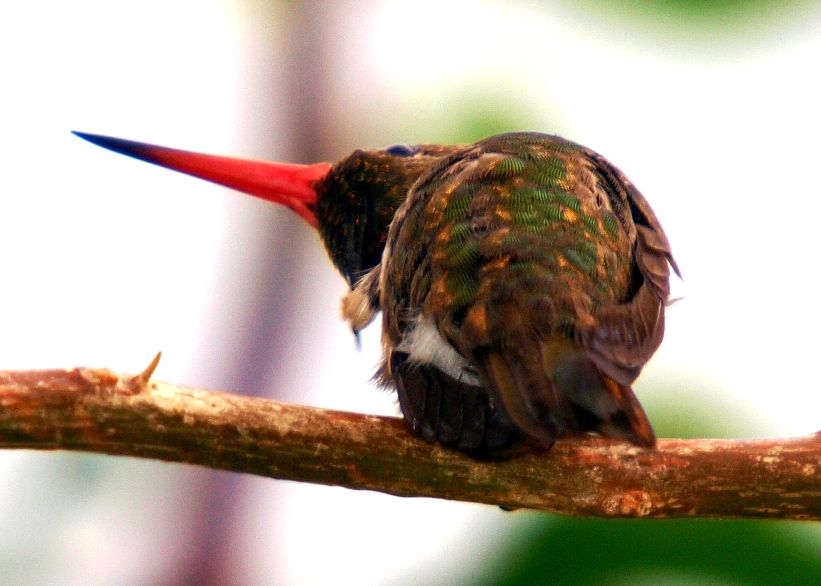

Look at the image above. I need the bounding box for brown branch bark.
[0,357,819,520]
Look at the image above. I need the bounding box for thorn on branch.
[121,352,162,395]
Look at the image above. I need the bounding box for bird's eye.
[386,144,418,157]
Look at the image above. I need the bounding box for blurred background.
[2,0,821,584]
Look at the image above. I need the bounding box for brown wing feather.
[578,151,679,385]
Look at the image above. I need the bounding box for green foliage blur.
[569,0,818,38]
[478,517,821,585]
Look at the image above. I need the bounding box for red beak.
[73,131,332,227]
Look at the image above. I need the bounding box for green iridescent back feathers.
[372,132,678,447]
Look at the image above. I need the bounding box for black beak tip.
[72,130,106,146]
[72,131,155,163]
[73,130,121,150]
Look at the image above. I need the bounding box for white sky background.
[1,1,820,584]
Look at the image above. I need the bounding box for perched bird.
[74,131,678,454]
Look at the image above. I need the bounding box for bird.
[74,130,678,455]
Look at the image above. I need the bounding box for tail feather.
[481,351,558,447]
[595,376,656,447]
[390,351,519,452]
[477,338,656,448]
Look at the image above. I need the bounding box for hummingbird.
[74,131,678,454]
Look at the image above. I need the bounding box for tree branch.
[0,357,819,520]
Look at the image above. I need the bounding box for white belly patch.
[396,316,482,387]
